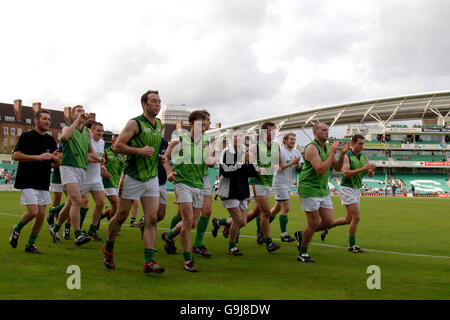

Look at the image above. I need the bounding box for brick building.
[0,99,98,154]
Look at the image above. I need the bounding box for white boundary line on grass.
[1,211,449,260]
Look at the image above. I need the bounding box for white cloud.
[1,0,449,135]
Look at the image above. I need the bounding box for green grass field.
[0,191,449,300]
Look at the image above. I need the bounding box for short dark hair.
[91,121,103,129]
[189,110,206,123]
[352,134,365,143]
[34,110,50,120]
[85,119,96,129]
[72,105,83,114]
[261,122,275,130]
[141,90,159,104]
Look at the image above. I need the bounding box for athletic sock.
[269,216,275,223]
[218,218,229,226]
[88,224,97,233]
[79,207,89,230]
[74,230,82,238]
[105,240,114,252]
[256,217,261,232]
[229,242,236,250]
[193,216,209,248]
[50,202,65,215]
[27,233,38,247]
[166,229,176,240]
[264,237,273,246]
[349,235,356,247]
[14,219,26,233]
[64,223,71,230]
[279,215,288,234]
[52,224,61,233]
[183,251,193,262]
[170,215,182,229]
[144,248,155,263]
[300,246,308,254]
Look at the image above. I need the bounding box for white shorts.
[81,181,104,195]
[20,189,52,206]
[174,183,203,208]
[119,175,159,200]
[250,184,271,199]
[222,199,249,211]
[274,188,290,202]
[60,165,86,186]
[159,185,167,205]
[202,176,212,196]
[339,186,361,206]
[300,196,333,212]
[50,183,64,193]
[104,188,118,197]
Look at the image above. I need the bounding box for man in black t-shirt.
[9,110,61,253]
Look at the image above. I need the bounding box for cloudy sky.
[1,0,450,135]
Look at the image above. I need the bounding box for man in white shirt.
[271,132,303,242]
[80,121,106,241]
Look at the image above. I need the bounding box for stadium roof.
[206,91,450,137]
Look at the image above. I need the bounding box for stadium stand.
[393,173,450,194]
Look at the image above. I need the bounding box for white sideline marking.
[1,211,449,260]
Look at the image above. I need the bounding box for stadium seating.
[361,172,387,193]
[393,173,450,194]
[392,155,446,161]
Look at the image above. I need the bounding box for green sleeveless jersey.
[102,147,124,189]
[341,150,367,189]
[123,115,162,182]
[298,140,331,197]
[61,126,90,169]
[249,140,279,187]
[173,133,205,189]
[51,167,61,184]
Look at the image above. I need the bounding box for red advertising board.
[424,161,450,167]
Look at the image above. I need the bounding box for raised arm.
[61,114,82,141]
[332,141,350,172]
[305,141,338,176]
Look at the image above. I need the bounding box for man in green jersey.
[103,90,164,274]
[248,122,281,252]
[193,110,214,258]
[100,134,123,221]
[321,134,376,253]
[50,106,103,246]
[295,122,350,263]
[162,110,215,272]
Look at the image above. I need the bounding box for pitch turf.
[0,191,449,300]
